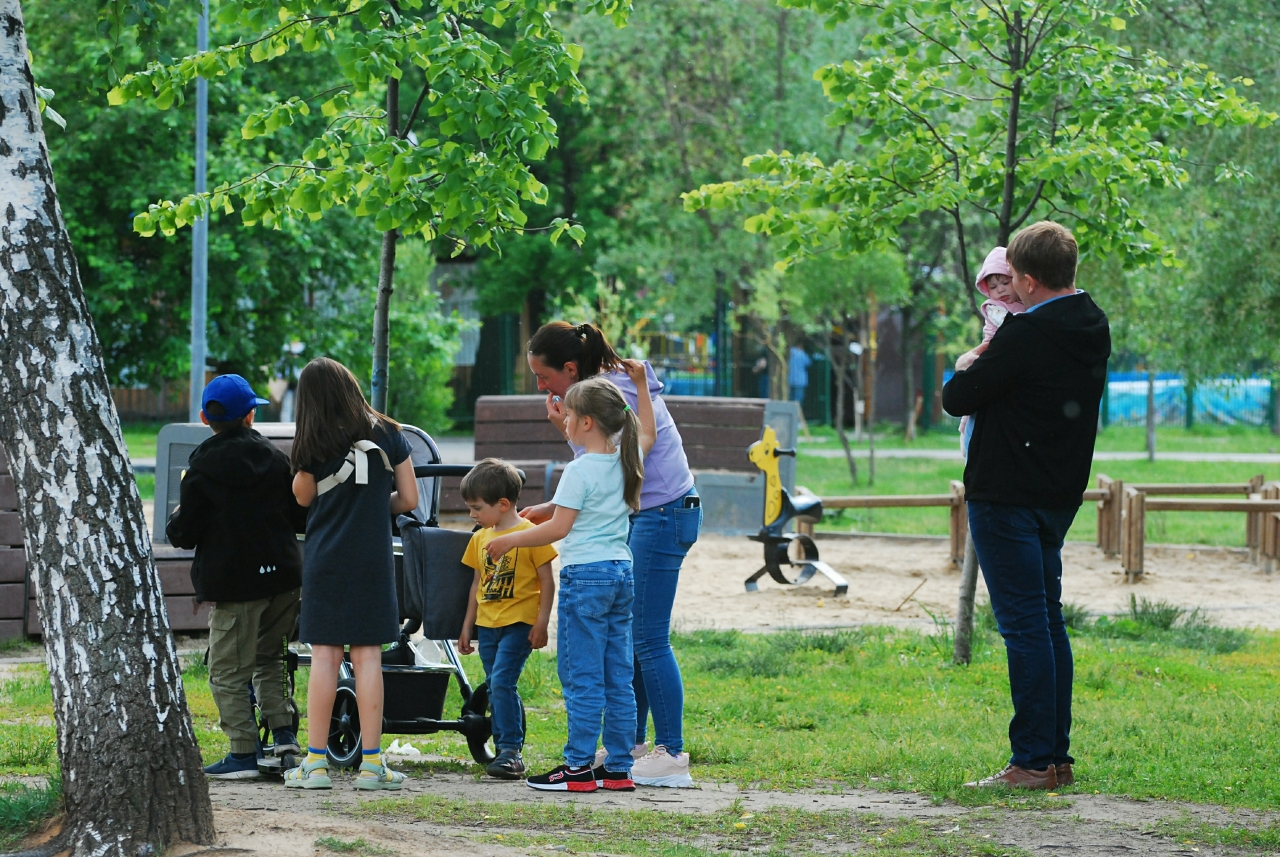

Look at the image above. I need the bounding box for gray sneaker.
[486,749,526,780]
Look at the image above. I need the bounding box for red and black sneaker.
[592,766,636,791]
[526,764,598,792]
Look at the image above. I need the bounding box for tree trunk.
[371,74,400,414]
[1146,366,1156,463]
[866,297,878,486]
[830,329,857,484]
[0,5,216,854]
[953,528,980,665]
[902,307,917,443]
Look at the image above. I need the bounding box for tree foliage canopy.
[110,0,630,251]
[685,0,1276,274]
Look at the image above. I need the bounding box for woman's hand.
[621,359,648,388]
[955,346,984,372]
[520,501,554,524]
[545,393,568,441]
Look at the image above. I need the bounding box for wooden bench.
[0,444,24,639]
[1096,473,1265,562]
[815,481,970,564]
[1121,481,1280,582]
[474,394,770,471]
[470,395,796,533]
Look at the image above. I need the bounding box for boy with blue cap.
[166,375,308,779]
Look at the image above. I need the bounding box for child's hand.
[486,535,513,562]
[528,622,549,649]
[520,502,554,524]
[621,359,648,388]
[458,624,474,655]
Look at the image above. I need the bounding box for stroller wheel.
[460,681,526,766]
[327,678,362,769]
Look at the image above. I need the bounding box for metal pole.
[188,0,209,421]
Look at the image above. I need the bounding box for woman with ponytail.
[485,362,656,791]
[524,322,702,788]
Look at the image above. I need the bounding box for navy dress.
[299,422,411,646]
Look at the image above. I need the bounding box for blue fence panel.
[942,370,1273,428]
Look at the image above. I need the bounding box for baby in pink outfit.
[957,247,1025,454]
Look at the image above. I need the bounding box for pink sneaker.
[631,745,693,788]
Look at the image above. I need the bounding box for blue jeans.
[968,500,1079,771]
[628,491,702,754]
[557,561,636,771]
[477,623,533,753]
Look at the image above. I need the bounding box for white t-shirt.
[551,451,633,567]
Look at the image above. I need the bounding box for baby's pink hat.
[975,247,1010,297]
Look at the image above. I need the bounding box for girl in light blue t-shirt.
[485,362,656,792]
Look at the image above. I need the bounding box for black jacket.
[943,292,1111,509]
[165,427,306,602]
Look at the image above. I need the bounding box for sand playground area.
[672,533,1280,632]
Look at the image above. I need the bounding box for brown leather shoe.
[1055,763,1074,786]
[964,764,1057,790]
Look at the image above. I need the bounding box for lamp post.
[188,0,209,421]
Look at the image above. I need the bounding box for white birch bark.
[0,2,215,853]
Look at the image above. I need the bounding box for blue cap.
[201,374,270,422]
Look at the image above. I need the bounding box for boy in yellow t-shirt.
[458,458,557,780]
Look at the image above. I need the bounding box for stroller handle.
[413,463,527,484]
[413,464,476,478]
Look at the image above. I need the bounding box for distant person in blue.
[788,345,812,404]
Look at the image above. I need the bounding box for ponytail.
[563,377,645,511]
[528,321,624,380]
[618,406,643,511]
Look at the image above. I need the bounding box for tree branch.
[400,76,431,140]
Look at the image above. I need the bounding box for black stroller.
[255,426,521,775]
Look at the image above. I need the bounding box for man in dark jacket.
[167,374,307,779]
[943,221,1110,791]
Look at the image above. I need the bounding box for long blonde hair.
[564,377,644,511]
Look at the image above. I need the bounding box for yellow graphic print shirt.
[461,519,558,628]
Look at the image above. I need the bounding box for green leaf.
[1109,16,1126,30]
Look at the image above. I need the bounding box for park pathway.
[198,770,1278,856]
[801,447,1280,464]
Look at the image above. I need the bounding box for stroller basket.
[382,664,453,723]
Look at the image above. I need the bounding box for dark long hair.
[527,321,623,380]
[563,378,644,511]
[290,357,399,473]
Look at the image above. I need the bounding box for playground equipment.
[744,426,848,596]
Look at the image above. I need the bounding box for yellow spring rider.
[745,426,848,596]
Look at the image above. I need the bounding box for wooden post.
[949,480,966,565]
[1263,483,1280,574]
[1095,474,1123,557]
[1247,474,1266,564]
[1122,486,1145,583]
[1095,474,1111,552]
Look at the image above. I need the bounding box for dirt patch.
[674,534,1280,632]
[198,773,1280,856]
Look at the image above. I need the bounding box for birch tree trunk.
[0,4,215,853]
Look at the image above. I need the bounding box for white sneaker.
[592,742,651,769]
[631,745,693,788]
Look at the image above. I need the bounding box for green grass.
[120,421,166,461]
[799,454,1272,546]
[357,795,1031,857]
[0,778,60,851]
[315,836,393,855]
[5,612,1280,852]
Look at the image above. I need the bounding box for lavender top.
[567,362,695,511]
